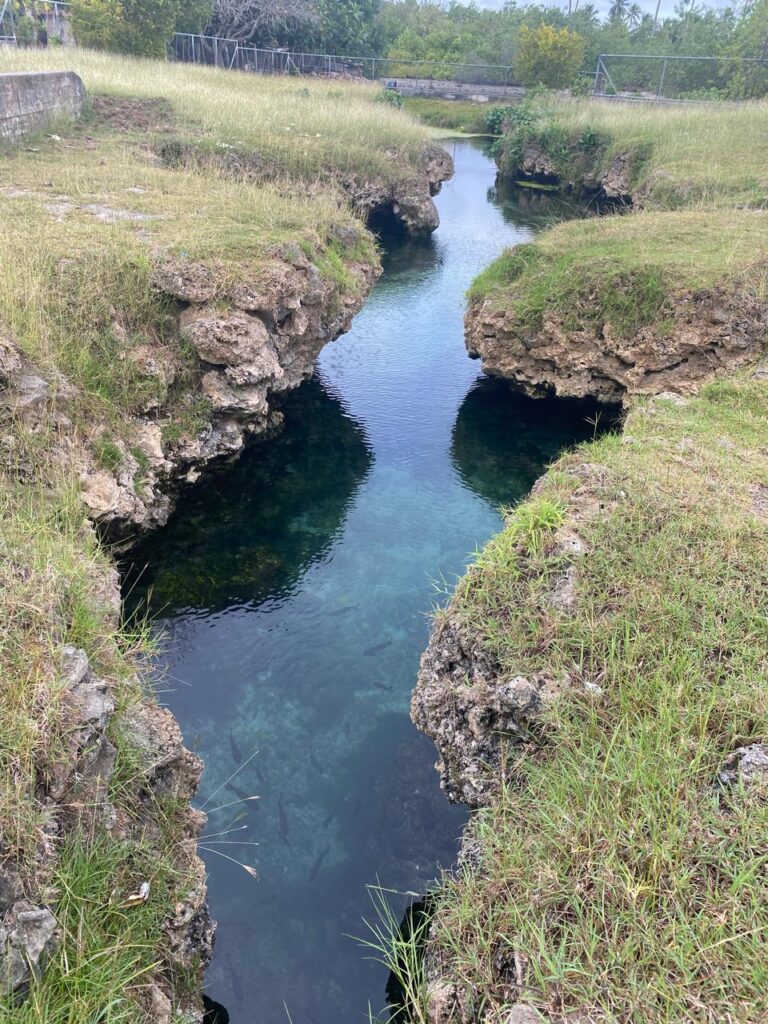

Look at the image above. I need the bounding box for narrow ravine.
[125,140,599,1023]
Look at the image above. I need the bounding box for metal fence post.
[657,57,668,98]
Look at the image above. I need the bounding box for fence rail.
[169,34,517,86]
[593,52,768,101]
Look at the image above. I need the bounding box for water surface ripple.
[126,141,598,1023]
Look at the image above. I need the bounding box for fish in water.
[373,681,393,691]
[307,845,331,883]
[278,796,290,845]
[226,781,256,807]
[255,762,266,785]
[228,963,243,1004]
[229,729,242,765]
[363,638,392,656]
[330,604,356,616]
[309,747,325,775]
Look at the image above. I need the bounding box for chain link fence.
[593,53,768,102]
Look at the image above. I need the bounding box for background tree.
[212,0,319,47]
[515,24,585,87]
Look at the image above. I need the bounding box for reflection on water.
[452,377,610,509]
[125,140,600,1023]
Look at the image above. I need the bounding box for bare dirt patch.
[90,95,174,134]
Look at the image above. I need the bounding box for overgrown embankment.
[415,375,768,1022]
[409,97,768,1024]
[0,51,448,1021]
[494,94,768,208]
[467,208,768,404]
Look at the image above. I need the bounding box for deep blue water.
[125,141,599,1023]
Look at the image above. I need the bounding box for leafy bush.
[13,14,37,45]
[71,0,188,56]
[376,87,403,108]
[515,24,586,89]
[483,104,514,135]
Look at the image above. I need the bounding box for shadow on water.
[124,138,612,1024]
[124,378,372,616]
[452,376,617,509]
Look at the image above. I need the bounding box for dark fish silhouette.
[278,796,290,845]
[363,638,392,656]
[373,681,393,691]
[307,845,331,883]
[226,781,255,807]
[229,729,242,765]
[229,963,243,1003]
[255,762,266,785]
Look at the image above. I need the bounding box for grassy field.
[468,208,768,337]
[403,97,492,134]
[499,93,768,208]
[0,48,428,183]
[423,372,768,1022]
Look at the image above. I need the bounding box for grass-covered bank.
[417,374,768,1022]
[404,95,768,1023]
[466,96,768,406]
[0,50,437,1020]
[403,98,494,135]
[496,93,768,209]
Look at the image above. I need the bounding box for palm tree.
[608,0,630,21]
[626,2,643,27]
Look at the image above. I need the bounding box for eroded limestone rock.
[0,904,57,994]
[466,288,767,405]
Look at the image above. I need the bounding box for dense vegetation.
[11,0,768,96]
[376,0,768,95]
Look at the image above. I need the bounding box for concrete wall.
[380,77,527,104]
[0,70,85,141]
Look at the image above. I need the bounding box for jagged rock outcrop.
[0,626,212,1016]
[412,462,600,807]
[466,287,768,406]
[2,239,381,542]
[512,141,633,202]
[350,144,453,234]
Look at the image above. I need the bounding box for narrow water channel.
[125,140,599,1023]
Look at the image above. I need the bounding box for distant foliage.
[483,105,514,135]
[374,0,768,97]
[72,0,210,54]
[514,25,586,88]
[210,0,380,52]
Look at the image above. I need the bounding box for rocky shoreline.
[0,149,453,1017]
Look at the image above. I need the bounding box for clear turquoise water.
[125,141,602,1023]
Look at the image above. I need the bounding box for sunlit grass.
[0,47,429,183]
[506,93,768,208]
[469,208,768,334]
[423,372,768,1021]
